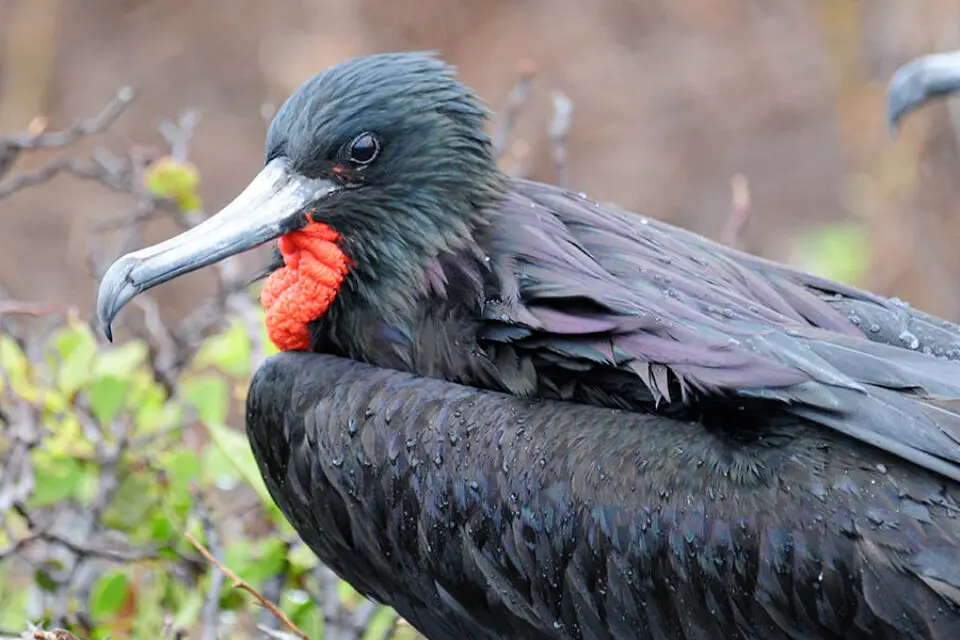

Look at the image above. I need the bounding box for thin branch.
[720,173,751,248]
[1,87,134,152]
[0,87,134,190]
[492,59,538,158]
[40,532,160,564]
[185,532,309,640]
[548,91,573,189]
[0,301,76,318]
[158,110,201,164]
[31,630,82,640]
[192,489,225,640]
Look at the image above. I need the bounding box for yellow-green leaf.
[144,156,202,211]
[0,334,29,385]
[172,586,204,630]
[204,420,272,506]
[193,319,252,377]
[29,454,86,507]
[181,374,229,424]
[792,222,871,287]
[89,375,129,425]
[50,321,97,395]
[94,340,148,378]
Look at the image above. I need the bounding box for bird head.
[97,52,505,349]
[887,49,960,131]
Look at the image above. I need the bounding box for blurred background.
[3,0,960,320]
[4,1,960,638]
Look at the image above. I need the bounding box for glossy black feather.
[248,352,960,640]
[475,182,960,484]
[307,172,960,485]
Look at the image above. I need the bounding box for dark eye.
[347,132,380,166]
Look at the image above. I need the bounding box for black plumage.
[249,352,960,639]
[96,52,960,638]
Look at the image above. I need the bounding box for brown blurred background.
[2,0,960,325]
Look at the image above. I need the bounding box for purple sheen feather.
[529,306,624,334]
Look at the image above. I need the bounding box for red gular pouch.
[260,215,352,351]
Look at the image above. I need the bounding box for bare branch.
[185,533,310,640]
[0,301,76,318]
[158,110,201,164]
[3,88,134,151]
[492,59,538,158]
[191,489,225,640]
[720,173,752,248]
[0,87,134,186]
[548,91,573,189]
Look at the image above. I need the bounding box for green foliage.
[792,221,872,286]
[144,156,203,211]
[89,571,130,619]
[0,314,417,639]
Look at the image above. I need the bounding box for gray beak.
[96,158,339,340]
[888,49,960,131]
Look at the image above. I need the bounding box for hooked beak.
[888,49,960,131]
[96,157,339,340]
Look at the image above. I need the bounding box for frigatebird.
[97,53,960,638]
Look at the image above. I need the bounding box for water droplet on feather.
[898,330,919,350]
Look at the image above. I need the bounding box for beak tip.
[96,255,140,341]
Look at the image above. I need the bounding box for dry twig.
[0,87,134,194]
[720,173,751,248]
[185,533,309,640]
[548,91,573,188]
[492,59,538,158]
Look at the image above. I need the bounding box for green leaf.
[181,374,229,424]
[94,340,148,378]
[222,537,287,587]
[193,319,252,377]
[172,586,204,630]
[89,570,130,619]
[34,568,59,593]
[200,441,243,488]
[28,454,86,507]
[101,471,158,530]
[204,421,272,506]
[363,606,405,640]
[285,592,322,638]
[161,449,201,494]
[0,566,29,630]
[792,222,871,287]
[133,381,177,435]
[0,334,29,386]
[288,541,320,572]
[148,511,175,544]
[50,321,97,395]
[144,156,203,211]
[88,375,129,425]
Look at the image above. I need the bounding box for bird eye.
[347,132,380,167]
